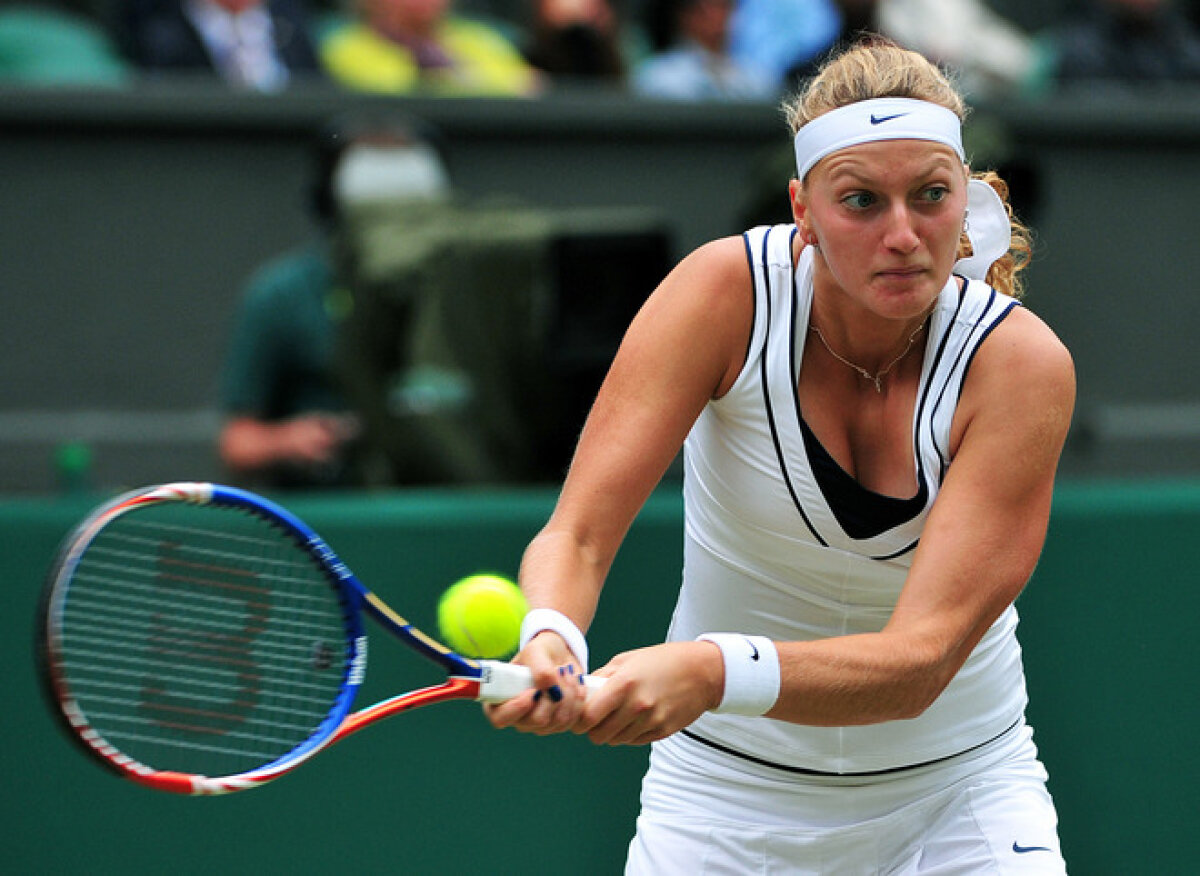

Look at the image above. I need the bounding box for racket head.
[37,482,373,795]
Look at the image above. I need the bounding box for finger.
[625,726,670,747]
[586,710,637,746]
[483,688,538,729]
[597,719,667,747]
[532,663,588,731]
[571,687,633,743]
[582,691,671,746]
[522,688,572,735]
[487,645,593,735]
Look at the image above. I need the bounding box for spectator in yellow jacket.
[320,0,538,95]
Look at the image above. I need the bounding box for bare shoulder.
[951,303,1076,453]
[981,304,1075,393]
[627,235,753,396]
[665,235,753,303]
[635,234,752,322]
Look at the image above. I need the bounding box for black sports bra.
[798,414,928,540]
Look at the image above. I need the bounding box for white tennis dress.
[626,225,1065,874]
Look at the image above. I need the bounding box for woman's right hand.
[483,631,590,735]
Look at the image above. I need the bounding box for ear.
[788,178,807,228]
[789,179,817,246]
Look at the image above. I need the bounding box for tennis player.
[488,37,1075,873]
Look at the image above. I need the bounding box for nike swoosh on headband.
[870,112,910,124]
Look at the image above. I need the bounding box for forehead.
[814,140,963,183]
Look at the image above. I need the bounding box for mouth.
[876,266,926,279]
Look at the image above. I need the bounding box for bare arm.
[765,306,1076,725]
[577,305,1074,744]
[218,413,358,473]
[576,303,1075,739]
[485,236,753,729]
[496,254,1074,746]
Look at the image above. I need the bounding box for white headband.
[793,97,1010,282]
[793,97,964,182]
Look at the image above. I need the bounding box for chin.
[872,274,939,308]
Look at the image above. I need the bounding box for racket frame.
[38,481,531,795]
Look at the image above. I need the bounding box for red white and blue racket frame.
[39,481,566,796]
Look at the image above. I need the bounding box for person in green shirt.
[218,241,363,489]
[218,114,452,489]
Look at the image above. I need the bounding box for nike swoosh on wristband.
[746,639,760,661]
[870,112,910,125]
[1012,842,1053,854]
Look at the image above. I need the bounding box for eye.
[922,185,951,204]
[842,191,876,210]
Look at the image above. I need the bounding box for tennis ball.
[437,573,528,658]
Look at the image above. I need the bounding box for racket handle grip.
[476,660,606,703]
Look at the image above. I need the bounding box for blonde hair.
[784,39,1031,299]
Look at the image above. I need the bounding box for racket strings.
[55,504,353,777]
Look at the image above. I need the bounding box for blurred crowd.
[4,0,1200,100]
[6,0,1200,493]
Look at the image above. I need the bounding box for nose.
[882,203,920,253]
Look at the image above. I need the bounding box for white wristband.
[696,633,781,716]
[520,608,589,672]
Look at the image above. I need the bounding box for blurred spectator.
[875,0,1046,98]
[727,0,842,91]
[522,0,626,82]
[218,115,451,490]
[783,0,879,87]
[780,0,1048,99]
[117,0,324,90]
[1045,0,1200,86]
[219,248,361,489]
[634,0,776,99]
[319,0,538,95]
[0,2,130,85]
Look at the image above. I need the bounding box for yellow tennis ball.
[437,573,528,658]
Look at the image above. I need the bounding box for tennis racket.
[38,481,599,795]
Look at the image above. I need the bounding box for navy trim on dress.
[680,718,1021,778]
[798,415,928,539]
[756,226,827,547]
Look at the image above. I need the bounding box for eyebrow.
[821,150,961,186]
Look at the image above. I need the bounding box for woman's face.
[792,139,968,321]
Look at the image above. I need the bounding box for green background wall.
[3,481,1197,873]
[3,89,1200,492]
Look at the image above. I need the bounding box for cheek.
[816,214,873,261]
[934,213,968,260]
[812,224,875,289]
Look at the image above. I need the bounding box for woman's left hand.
[572,641,724,746]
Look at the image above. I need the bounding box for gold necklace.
[809,314,931,393]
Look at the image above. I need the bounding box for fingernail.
[577,674,585,685]
[548,685,563,703]
[533,691,543,703]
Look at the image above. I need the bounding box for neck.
[808,306,932,394]
[811,295,931,361]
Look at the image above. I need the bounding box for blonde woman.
[489,38,1074,874]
